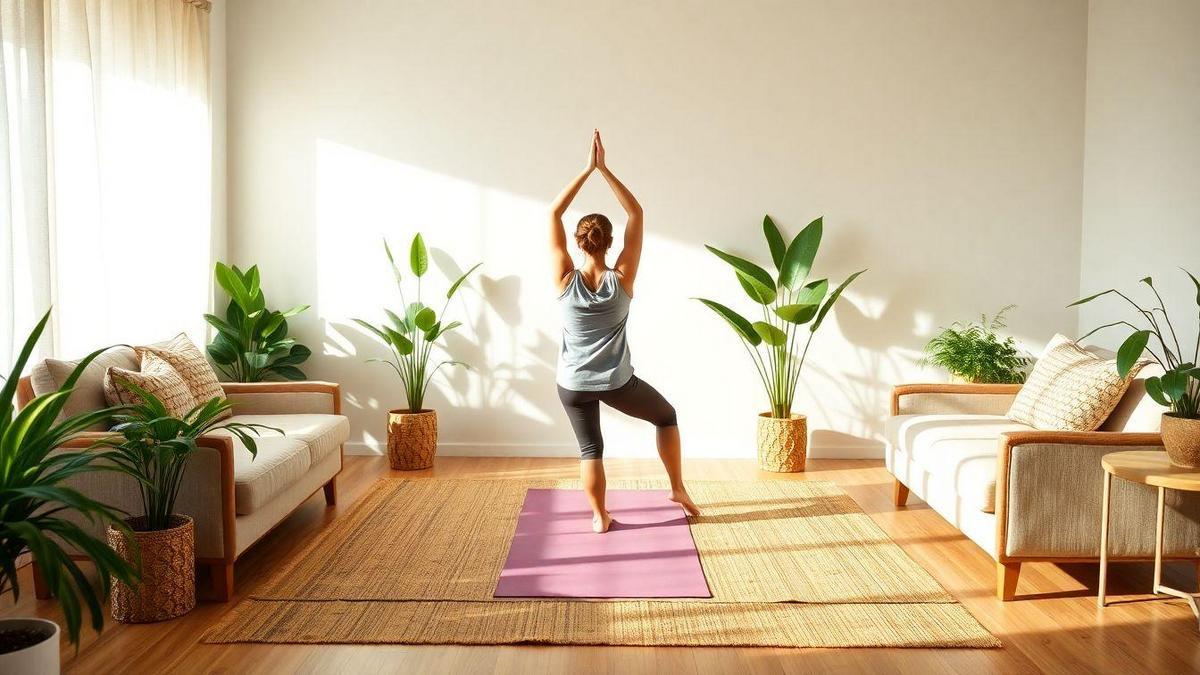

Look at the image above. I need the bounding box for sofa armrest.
[995,430,1200,561]
[47,434,235,562]
[891,383,1022,416]
[220,381,342,416]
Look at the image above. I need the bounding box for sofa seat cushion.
[886,414,1035,513]
[205,429,311,515]
[222,414,349,465]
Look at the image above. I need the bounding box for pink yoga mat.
[494,488,711,599]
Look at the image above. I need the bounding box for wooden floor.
[4,456,1200,673]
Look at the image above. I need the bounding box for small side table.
[1099,450,1200,628]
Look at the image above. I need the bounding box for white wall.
[1079,1,1200,355]
[225,0,1088,458]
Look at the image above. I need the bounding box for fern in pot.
[921,305,1029,384]
[91,387,275,622]
[0,312,138,673]
[696,215,865,472]
[1073,271,1200,467]
[353,234,480,470]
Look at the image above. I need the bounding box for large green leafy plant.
[205,262,312,382]
[921,305,1029,384]
[354,234,480,412]
[1072,271,1200,419]
[92,386,276,532]
[696,215,866,418]
[0,312,138,645]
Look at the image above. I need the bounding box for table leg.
[1150,486,1200,632]
[1098,471,1112,608]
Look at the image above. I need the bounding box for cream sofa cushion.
[103,352,199,418]
[885,413,1035,513]
[30,346,140,429]
[1007,334,1143,431]
[220,413,349,465]
[140,333,230,420]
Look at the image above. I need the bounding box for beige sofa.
[887,360,1200,601]
[18,349,348,601]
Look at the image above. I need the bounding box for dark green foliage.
[921,305,1029,384]
[205,262,312,382]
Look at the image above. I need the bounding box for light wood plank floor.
[4,456,1200,673]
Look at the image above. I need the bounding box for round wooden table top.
[1102,450,1200,492]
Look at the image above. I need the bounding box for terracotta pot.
[107,515,195,623]
[0,618,58,675]
[756,413,808,472]
[387,408,438,470]
[1161,413,1200,468]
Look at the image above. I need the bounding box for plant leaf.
[694,298,762,346]
[705,245,776,304]
[752,321,786,346]
[779,216,822,291]
[410,233,428,277]
[762,215,786,270]
[384,327,414,355]
[811,269,865,332]
[736,272,777,305]
[446,262,482,299]
[775,303,820,325]
[414,307,437,331]
[1144,376,1170,406]
[794,278,829,306]
[1068,289,1117,307]
[1116,330,1151,377]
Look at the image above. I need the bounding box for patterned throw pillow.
[1006,334,1145,431]
[139,333,229,420]
[103,351,199,418]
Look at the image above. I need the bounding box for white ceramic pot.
[0,618,59,675]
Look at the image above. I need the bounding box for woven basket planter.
[756,413,808,472]
[388,409,438,470]
[1161,414,1200,468]
[107,515,195,623]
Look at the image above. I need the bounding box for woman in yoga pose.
[549,130,700,533]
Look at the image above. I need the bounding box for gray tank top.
[557,269,634,391]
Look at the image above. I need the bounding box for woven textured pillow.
[139,333,229,420]
[1006,334,1145,431]
[103,352,199,418]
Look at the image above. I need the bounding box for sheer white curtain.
[0,0,211,368]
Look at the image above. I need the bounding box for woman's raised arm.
[549,133,599,287]
[597,133,643,293]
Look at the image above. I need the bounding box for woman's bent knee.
[656,405,677,428]
[580,442,604,460]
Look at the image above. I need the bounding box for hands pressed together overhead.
[586,129,607,172]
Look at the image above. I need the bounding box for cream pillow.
[1006,334,1145,431]
[103,352,199,418]
[138,333,229,420]
[29,346,140,429]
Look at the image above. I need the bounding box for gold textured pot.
[387,408,438,470]
[1161,413,1200,468]
[756,413,808,472]
[107,515,195,623]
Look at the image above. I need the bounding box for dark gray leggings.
[557,376,677,460]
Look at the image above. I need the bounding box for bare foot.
[670,490,701,516]
[592,511,612,533]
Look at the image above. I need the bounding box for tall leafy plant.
[696,215,866,418]
[1072,270,1200,419]
[353,235,481,412]
[91,385,277,532]
[205,262,312,382]
[921,305,1029,384]
[0,312,139,645]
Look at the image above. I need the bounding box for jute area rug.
[202,479,998,648]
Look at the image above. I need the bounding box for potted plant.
[1073,272,1200,467]
[0,312,139,673]
[696,215,865,472]
[205,262,312,381]
[91,385,276,622]
[354,234,480,470]
[920,305,1029,384]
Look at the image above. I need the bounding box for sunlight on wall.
[313,139,925,458]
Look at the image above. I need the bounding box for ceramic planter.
[0,618,59,675]
[1161,413,1200,468]
[107,515,196,623]
[387,409,438,470]
[756,413,808,472]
